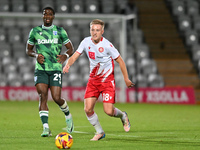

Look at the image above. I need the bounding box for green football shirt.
[27,25,70,71]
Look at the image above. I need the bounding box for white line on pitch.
[69,130,140,138]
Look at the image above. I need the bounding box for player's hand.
[37,54,45,64]
[63,64,70,73]
[125,78,135,88]
[57,54,67,64]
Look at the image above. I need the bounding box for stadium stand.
[26,0,40,12]
[0,0,165,89]
[10,0,25,12]
[85,0,100,14]
[0,0,10,12]
[71,0,84,13]
[132,0,200,100]
[148,73,165,88]
[55,0,70,13]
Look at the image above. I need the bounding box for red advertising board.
[127,87,196,104]
[0,86,196,104]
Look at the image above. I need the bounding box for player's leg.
[102,80,131,132]
[36,83,52,137]
[84,97,105,141]
[50,86,74,133]
[103,103,131,132]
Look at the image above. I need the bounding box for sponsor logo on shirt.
[88,51,95,59]
[37,38,58,44]
[53,31,57,35]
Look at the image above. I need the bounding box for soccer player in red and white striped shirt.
[63,19,134,141]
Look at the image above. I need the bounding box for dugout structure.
[0,12,136,103]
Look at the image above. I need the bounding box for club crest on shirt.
[53,31,57,35]
[98,47,104,53]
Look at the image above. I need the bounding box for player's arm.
[57,41,74,64]
[26,43,44,64]
[63,52,80,73]
[115,55,134,88]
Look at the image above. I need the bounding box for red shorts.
[84,79,116,103]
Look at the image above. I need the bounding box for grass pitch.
[0,101,199,150]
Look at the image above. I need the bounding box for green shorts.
[34,70,62,87]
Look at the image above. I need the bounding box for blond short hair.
[90,19,105,30]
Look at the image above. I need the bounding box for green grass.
[0,101,199,150]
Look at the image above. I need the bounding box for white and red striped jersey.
[76,36,120,82]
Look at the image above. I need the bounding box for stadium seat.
[71,0,84,13]
[186,0,199,17]
[0,43,12,58]
[126,57,136,77]
[55,0,69,13]
[41,0,54,10]
[16,18,31,28]
[3,63,17,75]
[82,73,89,86]
[140,58,157,76]
[32,18,43,28]
[116,0,128,14]
[148,73,165,87]
[101,0,115,14]
[2,18,16,27]
[17,57,29,67]
[0,28,7,43]
[80,65,90,75]
[115,73,122,87]
[135,74,148,87]
[62,74,70,87]
[78,56,89,68]
[0,0,10,12]
[191,46,200,67]
[184,29,198,47]
[193,17,200,32]
[0,74,7,86]
[19,64,34,75]
[171,0,185,17]
[66,27,81,49]
[131,29,144,45]
[85,0,99,13]
[136,44,150,60]
[103,28,114,42]
[26,0,40,12]
[21,27,33,44]
[7,72,23,87]
[68,73,83,87]
[7,27,22,44]
[1,56,13,66]
[12,44,26,58]
[10,0,25,12]
[177,15,192,33]
[23,72,34,86]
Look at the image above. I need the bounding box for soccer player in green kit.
[26,7,74,137]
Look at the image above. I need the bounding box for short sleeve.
[76,38,86,54]
[61,27,70,45]
[27,28,35,45]
[108,43,120,60]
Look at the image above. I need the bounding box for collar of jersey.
[42,24,54,29]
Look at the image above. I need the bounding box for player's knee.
[84,107,93,115]
[104,109,114,117]
[52,95,61,104]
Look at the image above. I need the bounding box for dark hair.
[42,7,55,15]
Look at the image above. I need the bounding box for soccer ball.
[55,132,73,149]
